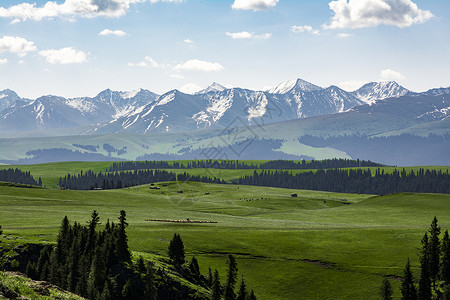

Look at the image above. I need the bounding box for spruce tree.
[380,278,393,300]
[428,216,441,287]
[247,290,257,300]
[419,234,432,300]
[442,230,450,284]
[211,269,222,300]
[207,267,213,287]
[224,254,238,300]
[168,233,185,265]
[144,263,157,300]
[0,225,3,235]
[116,210,131,263]
[236,276,247,300]
[189,256,200,279]
[401,258,417,300]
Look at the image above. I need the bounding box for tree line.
[0,168,42,186]
[58,169,225,190]
[19,211,256,300]
[108,158,383,172]
[236,168,450,195]
[383,217,450,299]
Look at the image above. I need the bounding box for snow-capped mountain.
[423,87,450,96]
[1,78,445,135]
[196,82,227,94]
[350,81,411,104]
[0,89,158,132]
[0,89,31,112]
[93,79,363,134]
[268,78,322,94]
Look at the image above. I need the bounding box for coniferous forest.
[396,217,450,299]
[58,170,225,190]
[20,211,256,300]
[0,168,42,186]
[108,158,383,172]
[236,168,450,195]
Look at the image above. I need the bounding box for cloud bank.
[0,0,183,22]
[39,47,88,64]
[0,36,37,57]
[232,0,279,11]
[324,0,433,29]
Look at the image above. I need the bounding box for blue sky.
[0,0,449,98]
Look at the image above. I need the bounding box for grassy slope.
[2,180,450,299]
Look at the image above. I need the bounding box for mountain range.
[0,78,415,135]
[1,78,449,166]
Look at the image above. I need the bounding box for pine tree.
[247,290,257,300]
[144,263,157,300]
[401,258,417,300]
[189,256,200,279]
[116,210,131,263]
[207,267,213,287]
[428,216,441,287]
[168,233,185,265]
[442,230,450,284]
[236,276,247,300]
[211,269,222,300]
[419,234,432,300]
[380,278,393,300]
[136,256,146,274]
[224,254,238,300]
[0,225,2,235]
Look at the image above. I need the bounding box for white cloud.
[18,60,25,64]
[128,56,159,68]
[0,36,37,57]
[232,0,279,11]
[226,31,271,40]
[336,33,354,38]
[0,58,7,64]
[183,39,194,44]
[99,29,127,36]
[39,47,88,64]
[291,25,320,35]
[324,0,434,29]
[0,0,183,22]
[380,68,405,81]
[337,80,368,91]
[174,59,224,72]
[179,83,202,94]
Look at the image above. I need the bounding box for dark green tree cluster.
[24,210,156,299]
[258,158,383,170]
[399,217,450,299]
[0,168,42,186]
[237,168,450,195]
[208,254,256,300]
[58,169,225,190]
[108,158,383,172]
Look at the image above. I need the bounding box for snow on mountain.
[351,81,411,104]
[197,82,227,94]
[0,88,158,132]
[269,78,322,94]
[0,89,31,112]
[423,87,450,96]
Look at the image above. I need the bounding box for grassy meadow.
[2,160,450,299]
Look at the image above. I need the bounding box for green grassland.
[2,176,450,299]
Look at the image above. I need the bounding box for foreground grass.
[0,271,84,300]
[2,179,449,299]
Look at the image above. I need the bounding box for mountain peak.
[352,81,410,104]
[197,82,227,94]
[269,78,322,94]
